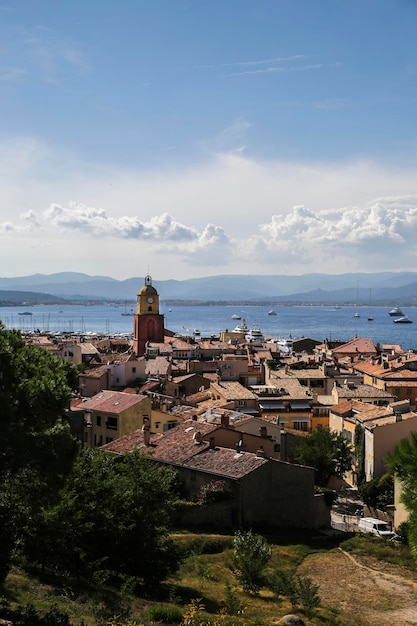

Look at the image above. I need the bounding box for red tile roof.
[101,419,269,479]
[71,390,148,414]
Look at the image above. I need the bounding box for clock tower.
[133,275,165,355]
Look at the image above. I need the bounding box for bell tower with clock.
[133,275,165,355]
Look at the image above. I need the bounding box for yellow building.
[72,390,152,447]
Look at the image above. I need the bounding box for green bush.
[222,582,245,616]
[231,530,272,594]
[148,605,184,623]
[269,568,320,616]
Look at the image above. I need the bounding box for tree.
[230,530,271,594]
[41,448,182,589]
[358,474,394,511]
[0,324,79,581]
[386,433,417,561]
[386,432,417,511]
[0,324,78,475]
[354,423,366,485]
[293,425,352,486]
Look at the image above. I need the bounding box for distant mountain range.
[1,271,417,305]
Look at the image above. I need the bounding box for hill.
[0,290,70,307]
[1,271,417,304]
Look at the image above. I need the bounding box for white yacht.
[276,337,293,354]
[233,318,249,333]
[268,309,277,316]
[393,316,413,324]
[389,305,404,317]
[245,323,264,343]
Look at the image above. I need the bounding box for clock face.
[147,297,154,303]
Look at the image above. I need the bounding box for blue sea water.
[1,303,416,351]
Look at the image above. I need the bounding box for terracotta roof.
[331,337,377,355]
[211,381,257,401]
[366,412,417,429]
[382,344,404,353]
[182,446,268,479]
[80,365,110,379]
[101,419,269,479]
[330,399,414,424]
[385,380,417,388]
[145,356,171,376]
[71,389,148,414]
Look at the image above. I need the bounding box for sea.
[1,303,417,351]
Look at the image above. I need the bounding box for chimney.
[209,436,215,449]
[193,431,203,444]
[256,445,266,458]
[221,414,229,428]
[142,416,151,445]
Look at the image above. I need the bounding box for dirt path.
[297,548,417,625]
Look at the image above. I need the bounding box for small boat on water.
[268,309,277,316]
[231,314,241,320]
[18,311,33,316]
[353,311,360,318]
[389,305,404,317]
[193,328,201,336]
[393,316,413,324]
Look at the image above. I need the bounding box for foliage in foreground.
[0,323,79,583]
[27,448,183,589]
[386,432,417,563]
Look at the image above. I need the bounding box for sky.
[2,0,417,281]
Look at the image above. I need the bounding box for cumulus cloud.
[42,202,232,262]
[247,199,417,269]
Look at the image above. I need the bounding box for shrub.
[295,575,321,617]
[148,606,184,624]
[269,568,321,617]
[222,582,245,616]
[231,530,271,594]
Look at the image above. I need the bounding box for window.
[105,437,113,444]
[106,416,118,430]
[237,400,246,407]
[96,415,101,427]
[293,420,309,431]
[132,367,136,373]
[163,421,179,432]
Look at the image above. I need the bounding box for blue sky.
[2,0,417,281]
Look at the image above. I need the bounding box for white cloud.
[244,199,417,271]
[41,203,233,268]
[2,140,417,278]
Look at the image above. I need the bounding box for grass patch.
[2,531,416,626]
[340,533,416,569]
